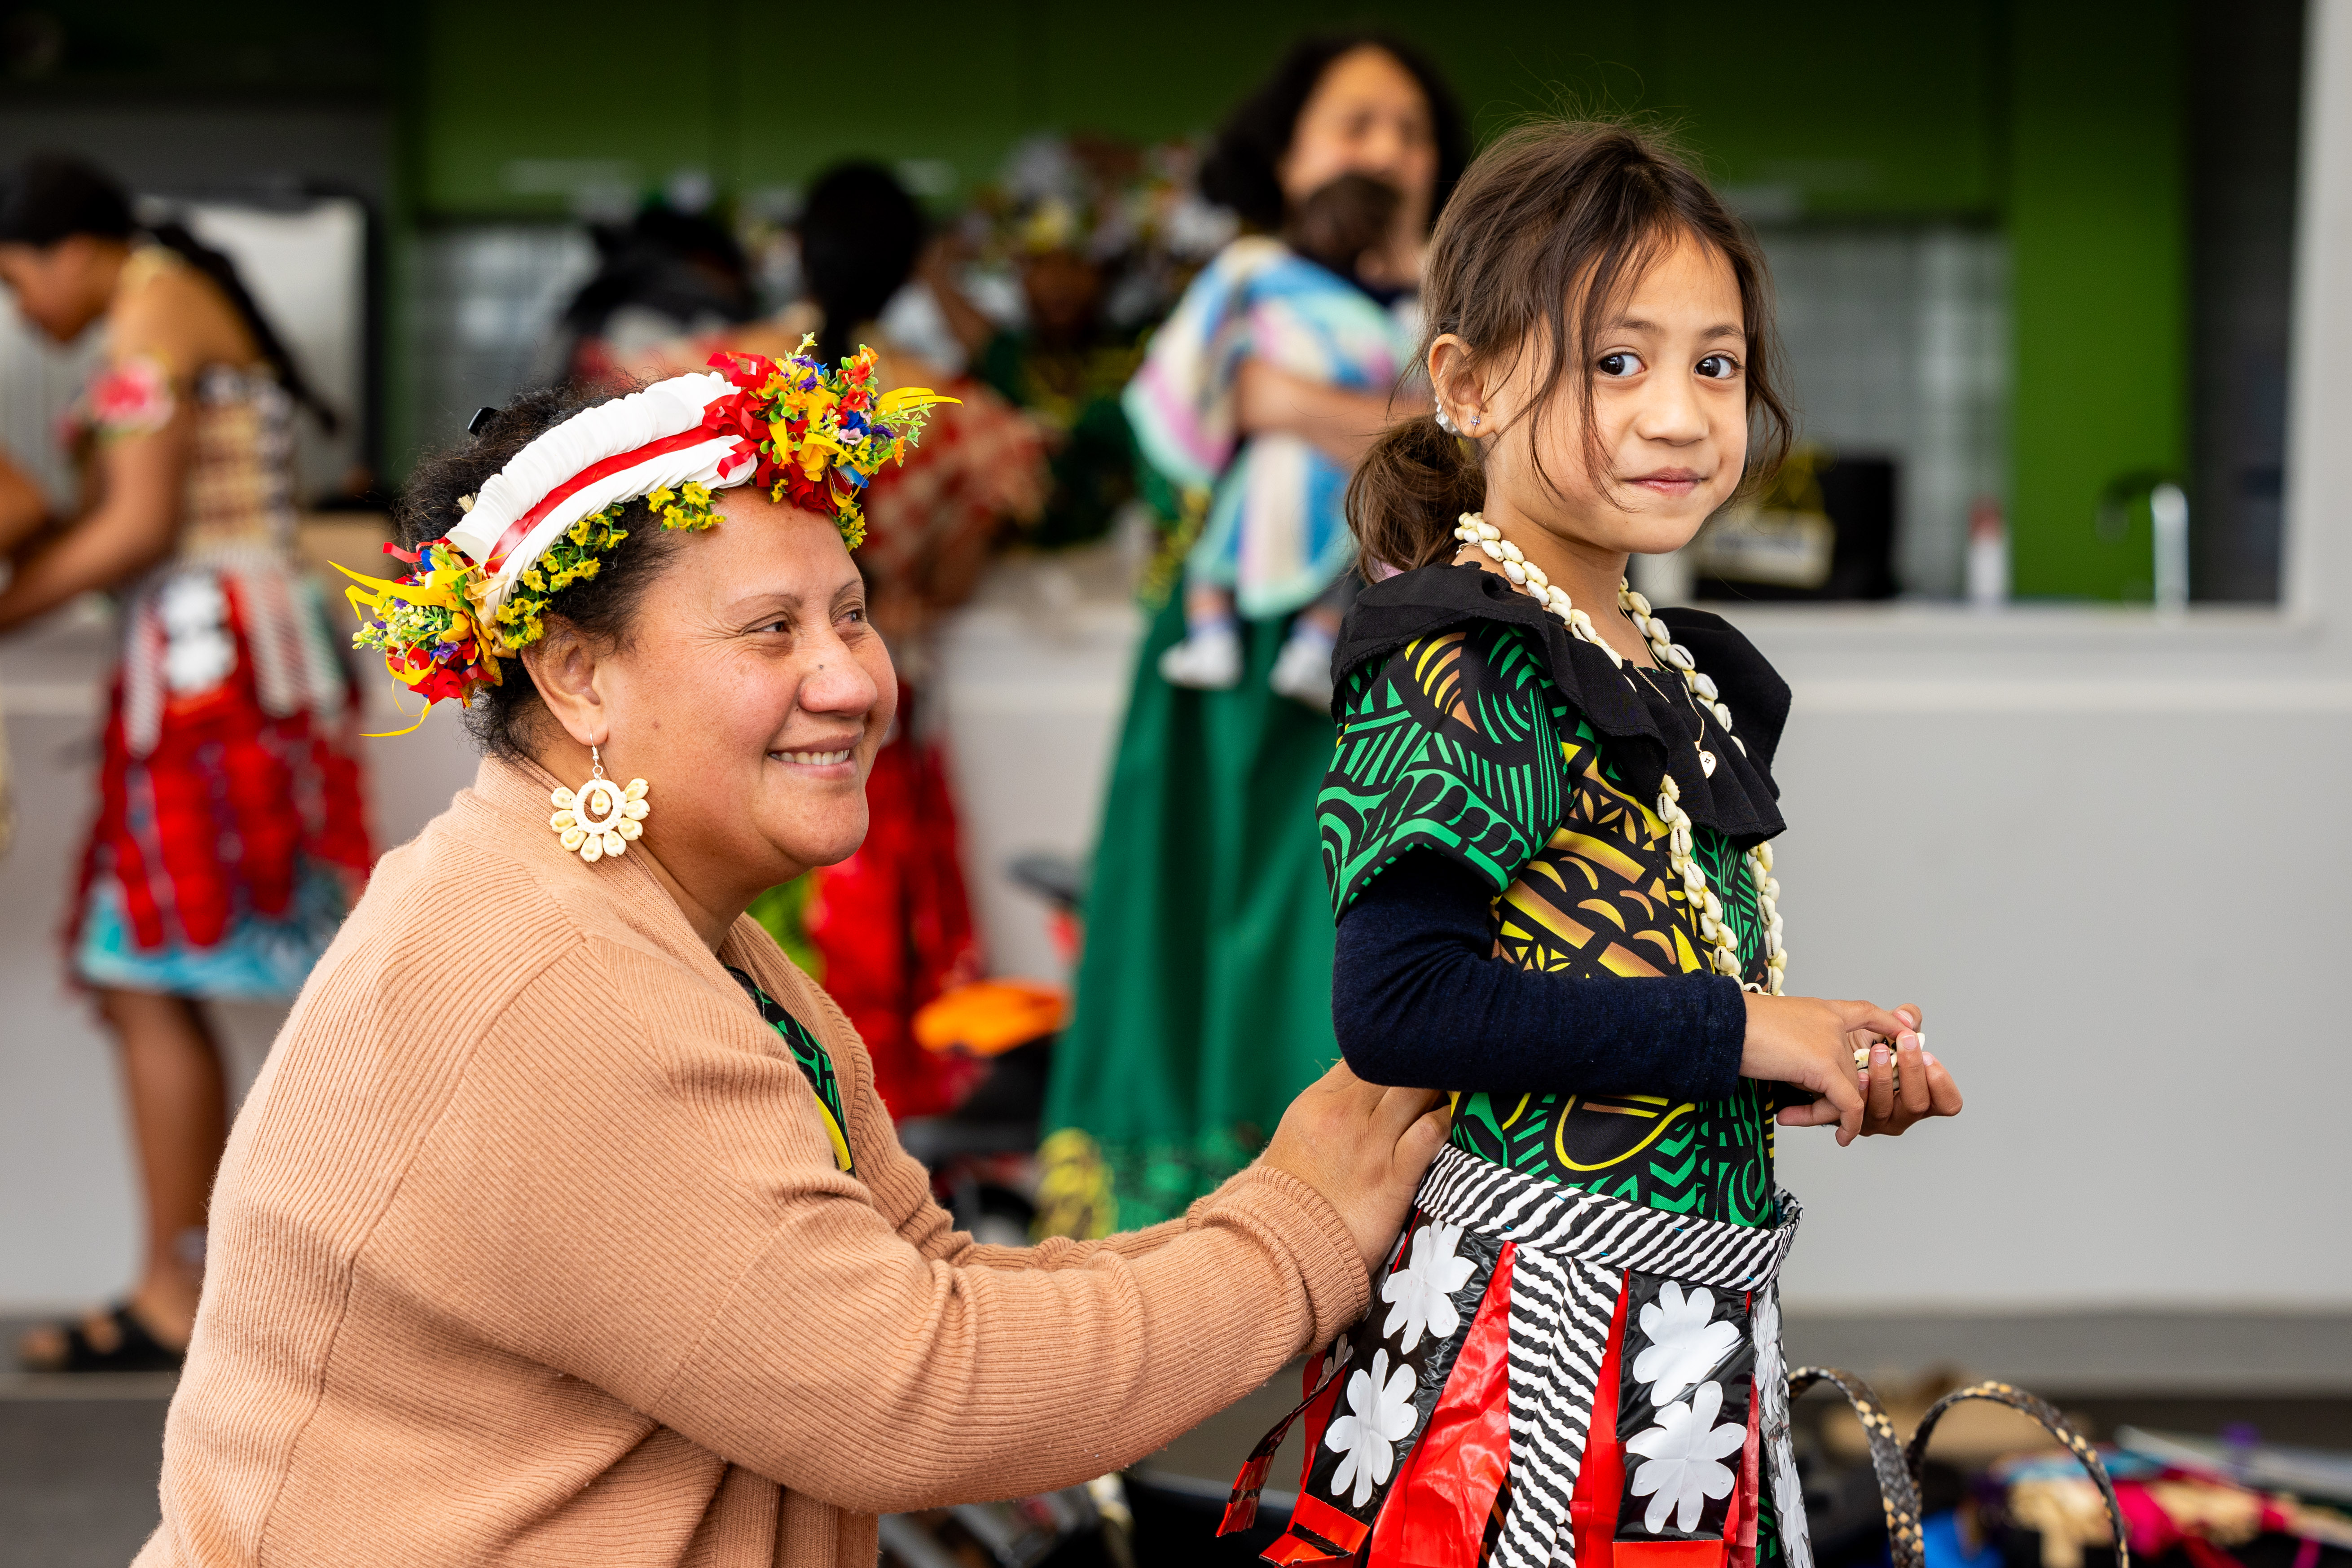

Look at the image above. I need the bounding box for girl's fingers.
[1896,1037,1931,1116]
[1865,1041,1898,1124]
[1834,1001,1915,1042]
[1817,1052,1863,1116]
[1899,1003,1926,1030]
[1776,1098,1842,1128]
[1834,1045,1865,1144]
[1923,1053,1964,1116]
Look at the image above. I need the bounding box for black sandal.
[17,1302,186,1374]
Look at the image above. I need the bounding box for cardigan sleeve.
[377,936,1369,1513]
[765,937,1195,1274]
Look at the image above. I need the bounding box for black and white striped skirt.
[1224,1146,1812,1568]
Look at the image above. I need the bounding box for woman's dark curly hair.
[1198,32,1470,235]
[394,387,692,762]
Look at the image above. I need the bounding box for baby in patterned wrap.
[1123,173,1418,707]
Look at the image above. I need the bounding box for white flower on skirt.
[1325,1347,1419,1507]
[1380,1221,1478,1353]
[1627,1379,1750,1533]
[1632,1281,1740,1401]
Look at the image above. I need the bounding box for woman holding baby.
[1040,35,1468,1236]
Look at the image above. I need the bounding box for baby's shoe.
[1159,623,1243,689]
[1269,624,1336,709]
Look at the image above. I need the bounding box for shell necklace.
[1451,512,1787,995]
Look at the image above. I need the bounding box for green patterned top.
[728,966,854,1174]
[1320,619,1778,1225]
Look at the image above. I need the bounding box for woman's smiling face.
[1278,45,1439,260]
[534,488,897,915]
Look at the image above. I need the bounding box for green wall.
[2007,0,2191,598]
[7,0,2192,600]
[410,1,2008,221]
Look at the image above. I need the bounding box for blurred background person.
[1038,32,1468,1235]
[955,135,1163,552]
[0,153,371,1372]
[547,198,761,391]
[750,161,1050,1120]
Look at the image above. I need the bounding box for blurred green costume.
[1038,586,1340,1234]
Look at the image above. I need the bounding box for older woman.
[136,346,1446,1566]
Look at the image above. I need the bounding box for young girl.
[1221,123,1961,1568]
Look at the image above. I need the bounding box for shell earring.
[549,744,649,863]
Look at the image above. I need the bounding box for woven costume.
[1230,564,1810,1568]
[66,283,370,996]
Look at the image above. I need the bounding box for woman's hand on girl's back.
[1743,995,1960,1147]
[1259,1063,1453,1275]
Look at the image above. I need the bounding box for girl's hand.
[1742,992,1917,1147]
[1852,1007,1963,1136]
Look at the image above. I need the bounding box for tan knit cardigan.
[137,756,1369,1567]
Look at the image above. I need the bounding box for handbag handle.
[1904,1380,2131,1568]
[1788,1366,1928,1568]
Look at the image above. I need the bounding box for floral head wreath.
[339,338,953,729]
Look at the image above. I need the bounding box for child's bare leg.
[17,988,223,1369]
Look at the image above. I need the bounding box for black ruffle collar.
[1332,563,1790,843]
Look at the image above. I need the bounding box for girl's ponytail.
[1347,411,1486,574]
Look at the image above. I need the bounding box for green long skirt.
[1038,593,1341,1234]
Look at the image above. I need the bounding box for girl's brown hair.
[1348,120,1792,573]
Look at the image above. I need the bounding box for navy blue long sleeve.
[1331,850,1748,1099]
